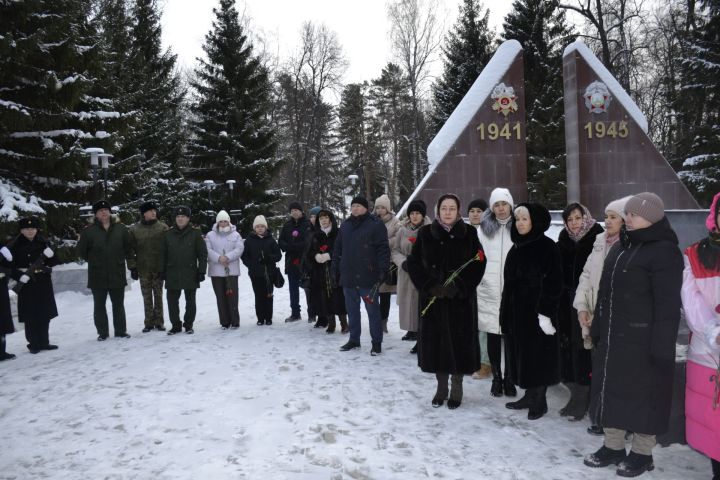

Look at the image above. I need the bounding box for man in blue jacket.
[332,196,390,356]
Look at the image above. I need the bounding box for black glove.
[429,284,445,298]
[401,260,408,272]
[130,269,139,280]
[196,273,205,283]
[442,283,459,299]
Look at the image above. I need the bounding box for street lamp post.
[85,147,104,202]
[98,153,112,198]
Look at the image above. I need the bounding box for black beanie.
[467,198,488,213]
[407,199,427,217]
[351,196,369,210]
[288,201,303,213]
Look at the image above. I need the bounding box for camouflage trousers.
[139,273,164,328]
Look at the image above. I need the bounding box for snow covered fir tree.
[185,0,280,232]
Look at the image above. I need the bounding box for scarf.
[605,232,620,247]
[321,225,332,235]
[565,210,597,242]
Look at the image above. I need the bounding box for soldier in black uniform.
[9,217,59,354]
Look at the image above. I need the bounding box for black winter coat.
[589,217,683,435]
[332,213,390,289]
[0,246,13,335]
[407,219,486,374]
[242,231,282,279]
[500,203,563,389]
[557,223,604,385]
[9,234,58,324]
[278,216,311,276]
[305,211,346,317]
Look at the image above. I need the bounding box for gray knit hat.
[624,192,665,224]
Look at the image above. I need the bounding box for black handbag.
[384,264,398,286]
[272,267,285,288]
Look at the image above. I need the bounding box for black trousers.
[250,276,273,322]
[211,277,240,327]
[24,315,50,347]
[167,289,197,329]
[379,292,392,320]
[92,288,127,337]
[488,333,510,377]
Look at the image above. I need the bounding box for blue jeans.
[343,287,382,344]
[287,270,301,317]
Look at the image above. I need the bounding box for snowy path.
[0,277,710,479]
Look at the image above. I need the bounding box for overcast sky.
[161,0,514,84]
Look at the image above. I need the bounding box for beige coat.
[391,217,430,331]
[379,212,400,293]
[572,231,611,318]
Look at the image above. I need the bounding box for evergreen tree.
[370,63,414,203]
[502,0,575,208]
[0,0,124,240]
[186,0,279,232]
[674,0,720,206]
[431,0,495,134]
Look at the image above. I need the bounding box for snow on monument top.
[427,39,522,167]
[563,40,648,133]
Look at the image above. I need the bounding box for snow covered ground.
[0,273,711,479]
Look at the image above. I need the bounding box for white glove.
[0,246,12,261]
[538,314,556,335]
[43,247,54,258]
[19,274,30,284]
[315,253,331,264]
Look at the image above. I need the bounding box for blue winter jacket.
[332,212,390,289]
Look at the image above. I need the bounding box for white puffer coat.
[205,223,244,277]
[476,211,513,334]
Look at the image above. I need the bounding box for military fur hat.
[92,200,112,214]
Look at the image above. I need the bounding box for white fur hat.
[216,210,231,223]
[253,215,268,228]
[605,196,632,220]
[489,188,514,209]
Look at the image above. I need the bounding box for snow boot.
[370,342,382,356]
[27,345,40,354]
[410,342,417,354]
[167,326,182,335]
[97,335,108,341]
[503,375,517,397]
[583,446,626,468]
[339,315,349,334]
[142,326,153,333]
[339,340,360,351]
[314,316,328,328]
[432,373,449,407]
[115,333,131,338]
[284,315,301,323]
[40,344,58,350]
[265,318,273,325]
[490,366,503,397]
[448,374,463,409]
[155,325,166,331]
[326,317,336,334]
[527,387,548,420]
[256,319,265,326]
[616,452,653,477]
[566,384,590,421]
[472,363,492,380]
[505,390,534,410]
[401,331,417,341]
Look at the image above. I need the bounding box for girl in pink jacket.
[682,191,720,480]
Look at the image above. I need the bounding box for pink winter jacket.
[681,249,720,370]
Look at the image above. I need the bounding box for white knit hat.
[253,215,268,228]
[488,188,514,209]
[605,196,632,220]
[374,194,392,212]
[216,210,231,223]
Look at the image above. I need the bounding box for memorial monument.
[399,40,528,216]
[563,40,699,214]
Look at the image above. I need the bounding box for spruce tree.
[186,0,279,232]
[431,0,495,134]
[674,0,720,207]
[502,0,575,208]
[0,0,124,239]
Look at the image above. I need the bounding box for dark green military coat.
[129,219,169,274]
[77,219,134,289]
[163,225,208,290]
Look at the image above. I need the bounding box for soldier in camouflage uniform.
[129,201,169,332]
[162,206,208,335]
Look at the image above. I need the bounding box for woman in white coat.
[205,210,244,329]
[475,187,516,397]
[573,196,629,435]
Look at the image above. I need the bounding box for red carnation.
[292,258,301,266]
[477,249,485,262]
[715,304,720,314]
[408,237,417,244]
[319,245,329,252]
